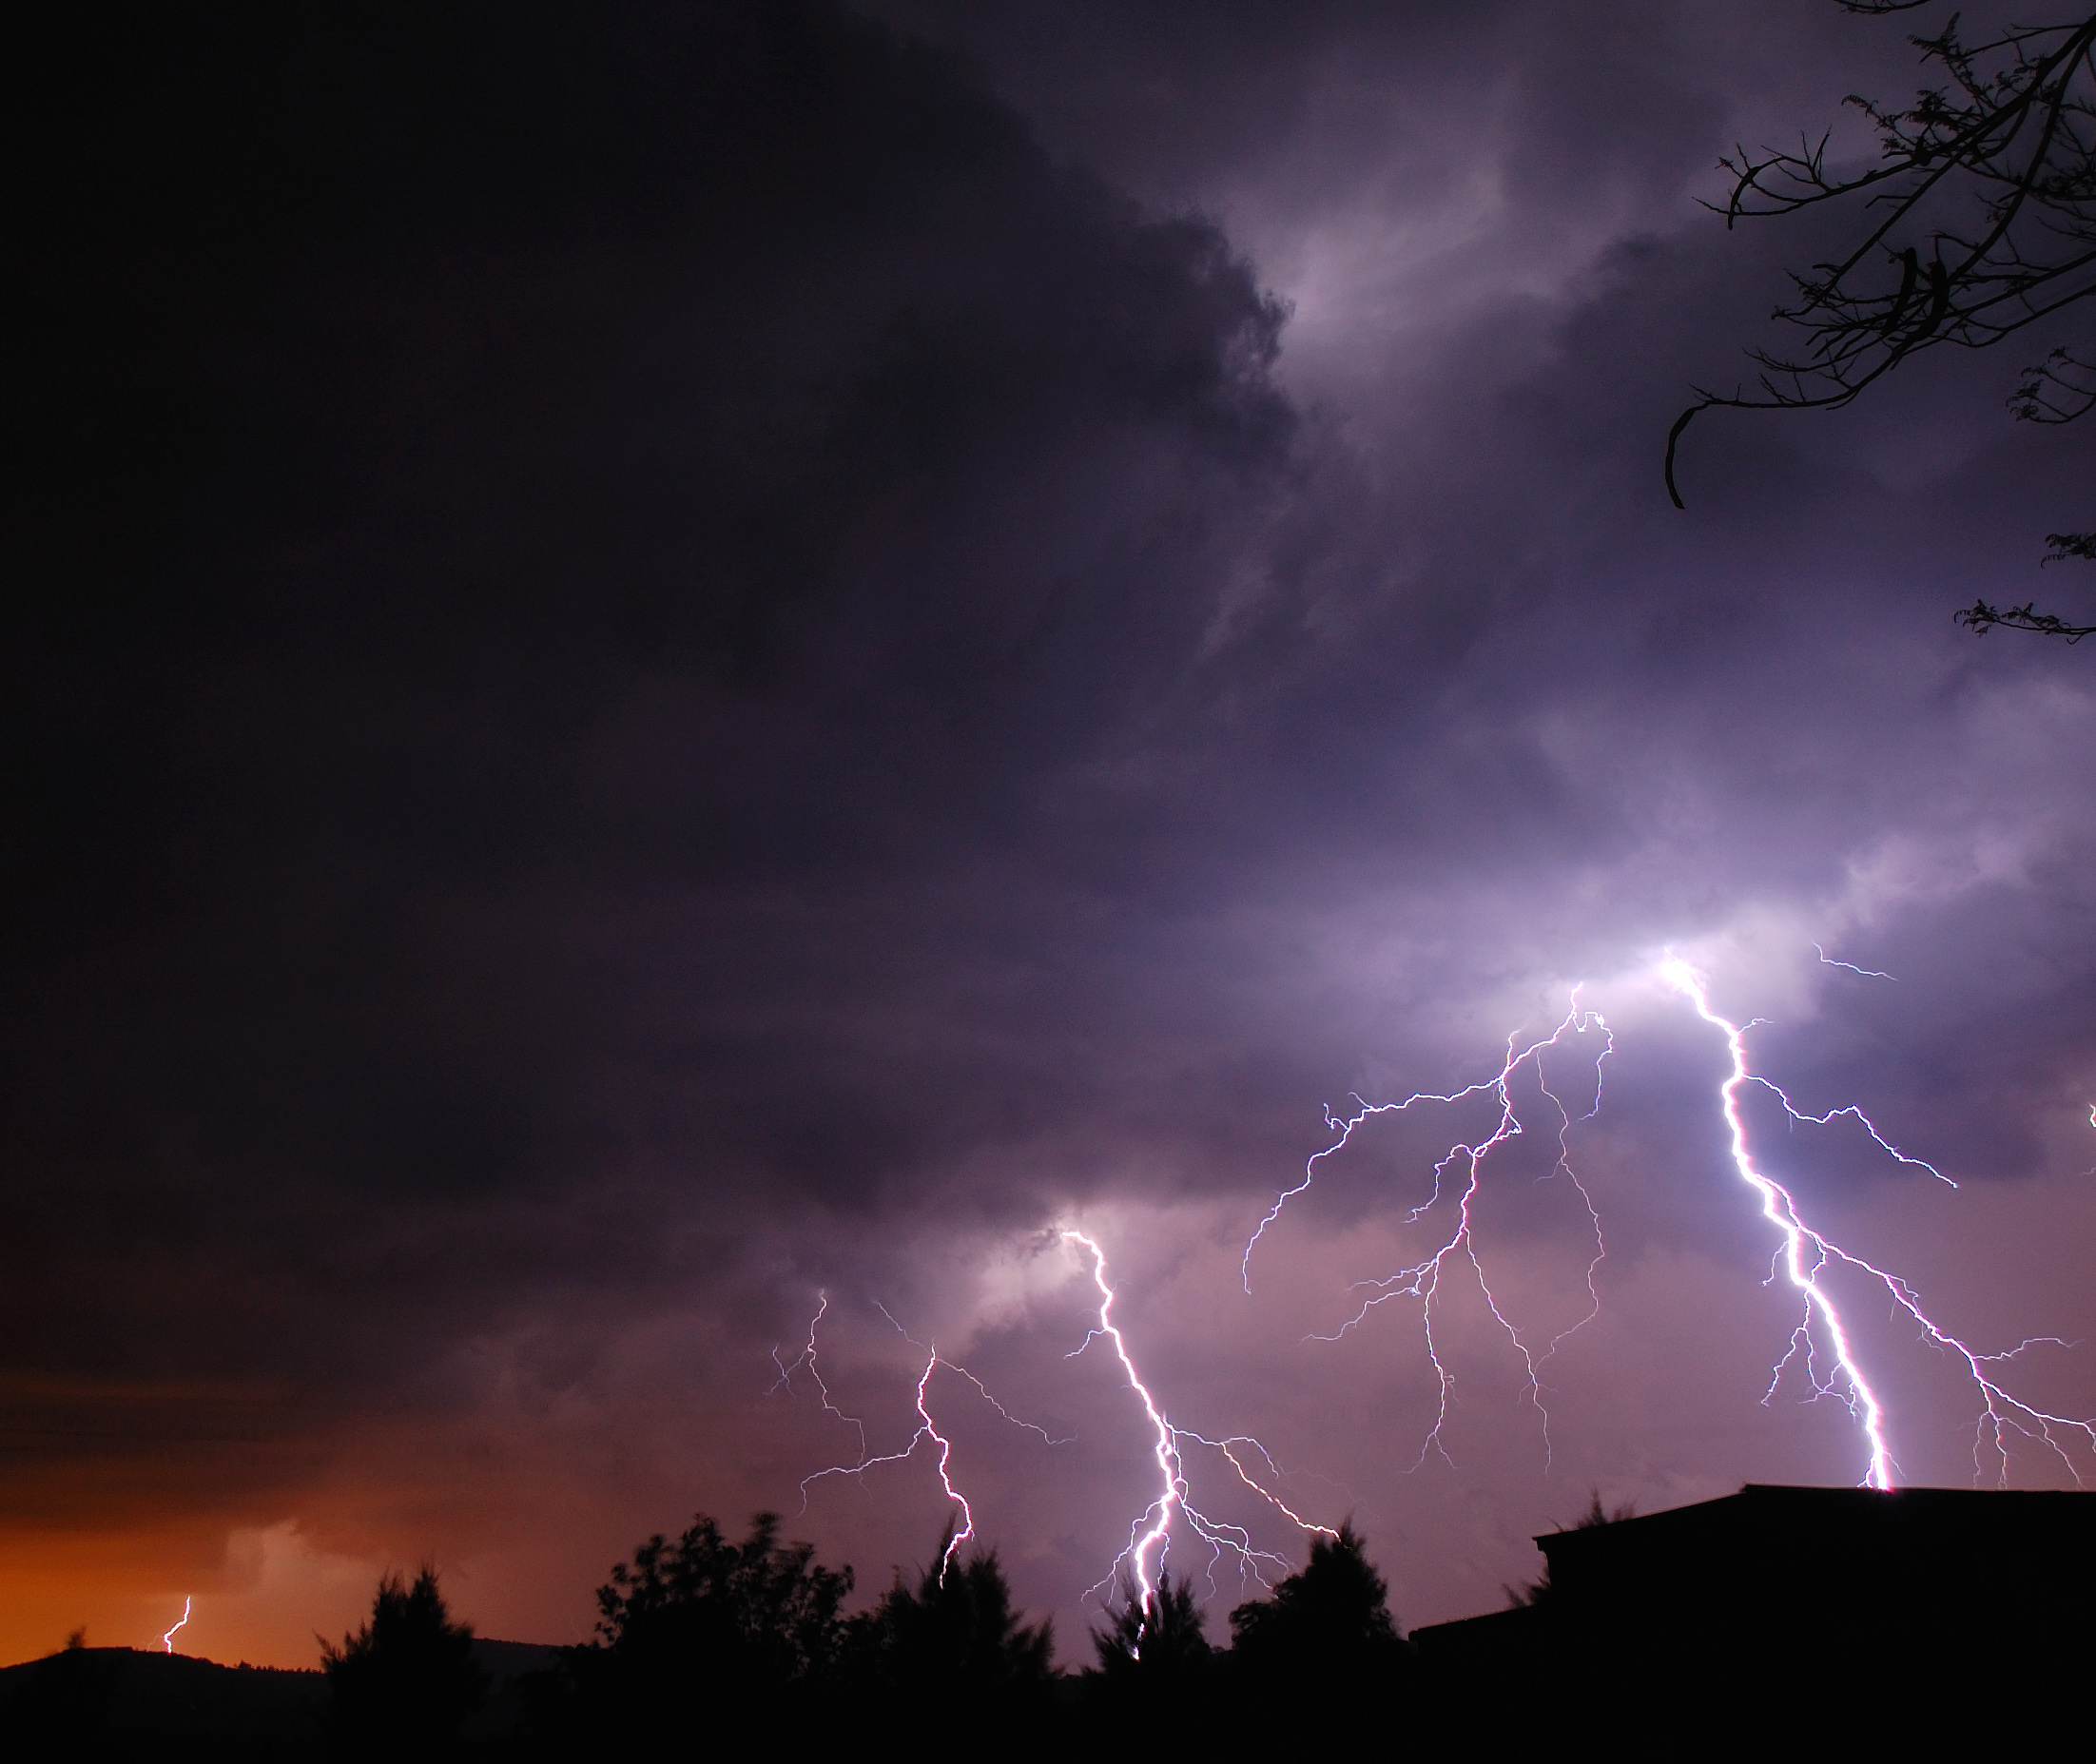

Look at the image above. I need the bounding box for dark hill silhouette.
[0,1647,327,1760]
[0,1636,561,1762]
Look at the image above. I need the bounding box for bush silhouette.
[321,1566,486,1756]
[552,1512,852,1747]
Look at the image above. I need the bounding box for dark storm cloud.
[5,0,2092,1637]
[7,1,1298,1446]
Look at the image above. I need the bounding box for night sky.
[8,1,2093,1667]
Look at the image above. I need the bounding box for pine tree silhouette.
[1229,1522,1411,1741]
[321,1566,486,1757]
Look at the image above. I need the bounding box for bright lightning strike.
[1660,956,2096,1487]
[162,1597,191,1654]
[783,1297,1066,1580]
[1242,998,1613,1467]
[1062,1230,1328,1622]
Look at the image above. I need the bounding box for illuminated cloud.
[5,0,2091,1663]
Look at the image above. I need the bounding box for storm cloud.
[6,0,2092,1661]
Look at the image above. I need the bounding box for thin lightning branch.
[1814,942,1897,980]
[770,1293,868,1462]
[1661,957,2096,1488]
[1062,1231,1320,1622]
[1246,999,1614,1468]
[1207,1433,1341,1538]
[787,1297,1067,1580]
[162,1597,191,1654]
[1749,1081,1953,1189]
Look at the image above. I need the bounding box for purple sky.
[7,0,2093,1665]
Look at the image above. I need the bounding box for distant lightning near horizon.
[1660,957,2096,1489]
[1242,998,1614,1467]
[162,1597,190,1654]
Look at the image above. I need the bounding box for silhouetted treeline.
[11,1485,2096,1757]
[504,1513,1408,1758]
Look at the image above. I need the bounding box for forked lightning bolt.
[779,957,2092,1611]
[1062,1230,1330,1619]
[1242,998,1614,1466]
[780,1296,1066,1579]
[1661,957,2096,1487]
[162,1597,191,1654]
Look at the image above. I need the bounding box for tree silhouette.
[1668,2,2093,637]
[1086,1571,1217,1746]
[847,1525,1056,1715]
[320,1566,486,1757]
[555,1512,852,1747]
[1228,1523,1411,1741]
[1504,1488,1635,1607]
[1091,1571,1212,1678]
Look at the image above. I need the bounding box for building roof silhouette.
[1413,1483,2096,1742]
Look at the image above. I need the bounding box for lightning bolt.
[785,1297,1068,1579]
[770,1293,868,1462]
[1242,998,1613,1467]
[1813,942,1897,980]
[778,954,2091,1607]
[1061,1230,1329,1621]
[1661,956,2096,1487]
[162,1596,191,1654]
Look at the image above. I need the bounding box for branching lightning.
[1061,1230,1329,1621]
[1242,998,1614,1467]
[780,1296,1067,1579]
[162,1597,191,1654]
[770,1293,868,1462]
[1661,957,2096,1488]
[774,956,2094,1621]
